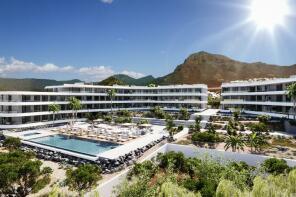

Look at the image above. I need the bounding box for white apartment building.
[0,83,208,129]
[221,76,296,119]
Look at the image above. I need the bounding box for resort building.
[0,83,208,129]
[221,76,296,119]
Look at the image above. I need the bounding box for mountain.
[96,76,126,86]
[156,51,296,88]
[98,74,155,86]
[0,78,82,91]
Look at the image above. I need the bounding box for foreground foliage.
[0,151,52,196]
[115,151,296,197]
[65,164,102,194]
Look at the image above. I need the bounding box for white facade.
[221,76,296,118]
[0,83,208,129]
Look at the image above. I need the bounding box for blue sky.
[0,0,296,81]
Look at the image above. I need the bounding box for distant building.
[0,83,208,129]
[221,76,296,119]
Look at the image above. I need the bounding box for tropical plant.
[208,95,221,109]
[107,89,116,121]
[48,103,61,126]
[257,115,271,124]
[250,122,269,134]
[3,137,21,151]
[191,132,218,144]
[287,83,296,120]
[151,106,167,119]
[247,132,267,153]
[233,109,241,122]
[68,97,82,124]
[224,135,245,152]
[65,164,102,194]
[86,113,97,134]
[179,107,190,120]
[165,116,177,141]
[261,158,290,175]
[0,151,52,196]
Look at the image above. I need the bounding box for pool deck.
[3,125,168,161]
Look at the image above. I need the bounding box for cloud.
[121,70,145,79]
[0,57,74,74]
[0,57,146,82]
[78,66,115,81]
[100,0,113,4]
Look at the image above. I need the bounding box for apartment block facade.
[221,76,296,119]
[0,83,208,129]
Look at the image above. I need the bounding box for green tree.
[3,137,21,151]
[68,97,82,124]
[165,116,177,141]
[257,115,270,124]
[233,109,241,122]
[107,89,116,121]
[179,107,190,120]
[0,151,52,196]
[48,103,61,126]
[65,164,102,195]
[287,83,296,120]
[224,135,245,152]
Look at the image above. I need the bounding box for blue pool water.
[23,132,40,137]
[28,134,120,156]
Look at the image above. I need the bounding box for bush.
[114,116,132,124]
[177,125,184,132]
[191,132,218,143]
[65,164,102,193]
[261,158,290,175]
[103,115,112,122]
[3,137,21,150]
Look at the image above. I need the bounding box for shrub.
[114,116,132,124]
[191,132,218,143]
[3,137,21,151]
[177,125,184,131]
[65,164,102,193]
[261,158,290,175]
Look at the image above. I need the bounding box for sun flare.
[249,0,290,30]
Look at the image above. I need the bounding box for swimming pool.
[23,132,40,137]
[27,134,120,156]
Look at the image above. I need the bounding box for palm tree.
[48,103,60,126]
[247,132,258,153]
[287,83,296,119]
[224,135,245,152]
[107,89,116,121]
[165,116,176,141]
[86,113,97,134]
[68,97,82,125]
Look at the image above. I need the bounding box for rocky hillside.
[157,51,296,88]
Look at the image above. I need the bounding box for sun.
[249,0,290,30]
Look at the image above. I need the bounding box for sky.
[0,0,296,81]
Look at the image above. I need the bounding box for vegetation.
[287,83,296,120]
[179,107,190,120]
[68,97,82,124]
[86,113,98,133]
[189,116,201,133]
[257,115,271,124]
[48,103,61,126]
[208,95,220,109]
[116,151,295,197]
[151,106,167,119]
[0,151,52,196]
[3,137,21,151]
[107,89,116,122]
[138,119,149,125]
[165,116,178,141]
[261,158,290,175]
[192,132,219,146]
[224,135,245,152]
[65,164,102,194]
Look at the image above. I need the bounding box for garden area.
[115,151,296,197]
[176,113,296,160]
